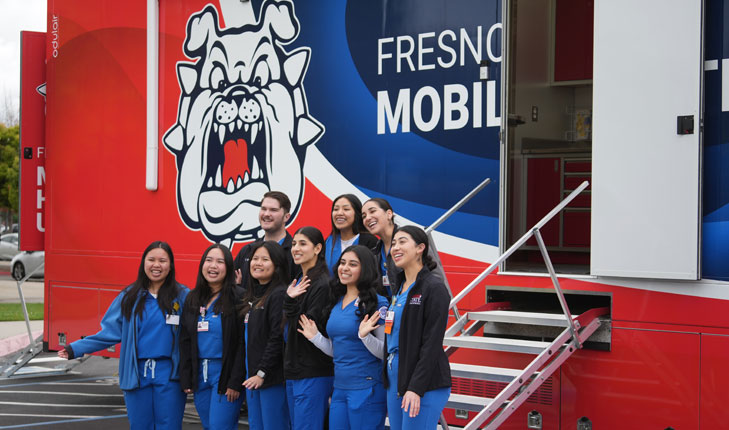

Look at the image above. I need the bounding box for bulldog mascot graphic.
[164,0,324,246]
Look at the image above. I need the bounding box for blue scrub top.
[325,234,361,275]
[137,293,174,359]
[386,283,413,355]
[197,297,223,359]
[326,295,388,389]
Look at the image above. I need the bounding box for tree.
[0,91,19,128]
[0,124,20,228]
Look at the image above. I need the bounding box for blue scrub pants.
[329,384,386,430]
[386,354,450,430]
[193,358,243,430]
[123,358,186,430]
[286,376,334,430]
[246,383,290,429]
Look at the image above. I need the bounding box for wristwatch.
[256,370,266,379]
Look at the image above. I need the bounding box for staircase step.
[468,310,571,327]
[443,335,550,354]
[447,393,495,412]
[450,363,522,383]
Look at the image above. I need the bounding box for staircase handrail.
[449,181,590,309]
[425,177,492,235]
[424,177,491,325]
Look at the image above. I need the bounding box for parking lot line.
[0,414,127,429]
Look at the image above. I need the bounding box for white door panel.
[591,0,703,279]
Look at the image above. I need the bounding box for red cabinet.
[526,156,591,250]
[554,0,594,82]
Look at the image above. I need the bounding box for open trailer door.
[591,0,703,279]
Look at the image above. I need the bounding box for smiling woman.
[179,244,244,430]
[239,240,291,429]
[57,241,190,429]
[384,226,451,430]
[325,194,377,274]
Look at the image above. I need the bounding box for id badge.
[384,311,395,334]
[382,275,390,287]
[197,321,209,332]
[165,314,180,325]
[244,312,250,324]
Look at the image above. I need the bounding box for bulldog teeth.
[252,157,260,179]
[227,179,235,193]
[207,177,213,188]
[213,123,218,133]
[237,119,243,130]
[218,125,226,145]
[245,123,250,132]
[251,122,258,144]
[236,176,242,189]
[228,122,235,133]
[215,166,222,188]
[244,171,250,183]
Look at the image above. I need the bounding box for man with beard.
[234,191,300,289]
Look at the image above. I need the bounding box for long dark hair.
[187,244,237,315]
[326,245,382,320]
[121,241,180,321]
[239,241,289,316]
[395,225,438,271]
[293,226,329,282]
[329,194,366,240]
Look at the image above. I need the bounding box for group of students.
[58,191,452,430]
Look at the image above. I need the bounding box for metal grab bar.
[424,178,491,324]
[449,181,590,315]
[425,178,492,235]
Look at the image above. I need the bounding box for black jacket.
[179,288,245,394]
[371,225,402,299]
[282,275,334,380]
[356,232,379,249]
[244,283,287,388]
[383,266,451,397]
[234,232,301,290]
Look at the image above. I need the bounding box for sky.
[0,0,47,121]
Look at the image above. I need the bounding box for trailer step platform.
[443,306,608,430]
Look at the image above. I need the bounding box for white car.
[0,233,20,260]
[11,251,44,280]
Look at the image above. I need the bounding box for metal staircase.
[433,180,608,429]
[443,306,607,429]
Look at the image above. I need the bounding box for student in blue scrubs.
[239,241,291,429]
[361,198,401,299]
[298,244,389,430]
[179,244,244,430]
[384,226,451,430]
[58,241,189,430]
[324,194,377,274]
[283,226,334,430]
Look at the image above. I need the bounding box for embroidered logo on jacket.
[409,295,422,305]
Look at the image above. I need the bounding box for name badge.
[382,275,390,287]
[384,310,395,334]
[165,314,180,325]
[197,321,209,332]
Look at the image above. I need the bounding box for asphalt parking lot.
[0,353,252,429]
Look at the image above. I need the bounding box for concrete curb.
[0,330,43,357]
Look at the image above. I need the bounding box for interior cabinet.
[554,0,594,82]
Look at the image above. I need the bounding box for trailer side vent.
[451,377,554,406]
